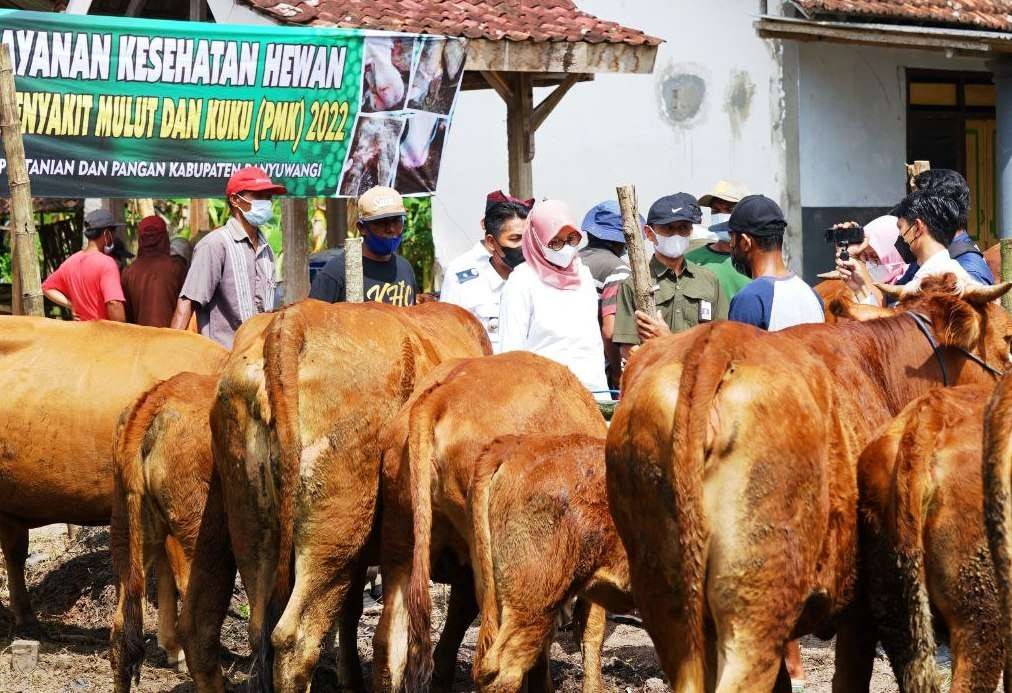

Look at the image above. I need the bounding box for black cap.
[728,194,786,237]
[647,193,702,226]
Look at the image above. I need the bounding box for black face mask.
[500,244,525,269]
[894,229,916,264]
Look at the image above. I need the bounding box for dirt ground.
[0,526,928,692]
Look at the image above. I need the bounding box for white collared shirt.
[440,255,507,350]
[910,249,974,290]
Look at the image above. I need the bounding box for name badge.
[700,300,713,321]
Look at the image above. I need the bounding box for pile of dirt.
[0,525,909,691]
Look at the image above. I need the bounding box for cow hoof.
[167,655,187,674]
[310,665,342,692]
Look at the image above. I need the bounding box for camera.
[824,225,864,261]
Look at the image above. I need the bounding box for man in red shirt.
[42,208,126,321]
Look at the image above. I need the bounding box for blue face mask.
[364,230,403,256]
[238,196,273,227]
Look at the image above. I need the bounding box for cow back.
[0,317,227,525]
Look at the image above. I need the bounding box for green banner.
[0,10,466,198]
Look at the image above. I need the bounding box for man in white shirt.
[440,193,531,349]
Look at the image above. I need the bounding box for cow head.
[833,273,1012,371]
[399,113,442,169]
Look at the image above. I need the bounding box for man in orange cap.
[170,165,286,347]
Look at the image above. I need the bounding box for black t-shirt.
[309,250,417,306]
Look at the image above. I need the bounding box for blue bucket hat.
[581,200,645,244]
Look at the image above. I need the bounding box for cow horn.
[962,281,1012,306]
[876,282,909,301]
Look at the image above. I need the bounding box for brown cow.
[178,302,490,693]
[372,352,607,692]
[471,434,633,693]
[860,385,1002,692]
[983,372,1012,693]
[110,372,218,693]
[606,275,1011,692]
[0,317,226,626]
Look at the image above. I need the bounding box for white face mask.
[238,196,274,227]
[711,212,732,225]
[654,233,690,259]
[542,242,579,268]
[867,261,893,283]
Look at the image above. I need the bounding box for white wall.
[433,0,793,271]
[798,43,989,208]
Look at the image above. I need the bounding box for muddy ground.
[0,526,924,692]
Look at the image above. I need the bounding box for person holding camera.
[832,215,908,305]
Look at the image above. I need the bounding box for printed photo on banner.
[338,113,404,196]
[395,111,447,195]
[406,37,466,115]
[361,36,415,113]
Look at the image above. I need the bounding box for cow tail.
[877,398,942,692]
[470,448,502,682]
[110,383,163,688]
[261,308,306,686]
[664,332,727,688]
[984,380,1012,693]
[405,395,437,693]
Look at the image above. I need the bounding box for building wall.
[797,42,989,278]
[433,0,797,276]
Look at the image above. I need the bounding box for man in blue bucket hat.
[578,200,645,390]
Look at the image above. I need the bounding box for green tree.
[400,197,434,292]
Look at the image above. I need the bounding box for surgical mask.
[102,232,115,254]
[894,229,916,264]
[542,243,579,268]
[364,231,403,256]
[500,244,525,269]
[654,233,690,259]
[866,261,893,283]
[238,196,273,227]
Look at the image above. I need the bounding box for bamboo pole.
[345,236,364,302]
[0,46,43,316]
[616,184,654,316]
[1001,238,1012,314]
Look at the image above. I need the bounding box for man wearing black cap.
[727,195,823,330]
[612,193,727,356]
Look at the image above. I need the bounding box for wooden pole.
[325,198,347,248]
[189,198,208,236]
[281,198,309,305]
[506,74,534,199]
[616,185,654,316]
[345,236,364,302]
[1001,238,1012,313]
[0,46,43,316]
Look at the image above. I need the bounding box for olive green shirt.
[613,256,728,346]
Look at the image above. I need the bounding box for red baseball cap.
[226,166,287,197]
[138,214,167,239]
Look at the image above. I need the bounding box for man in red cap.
[170,165,286,347]
[121,215,186,327]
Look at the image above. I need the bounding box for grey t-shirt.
[179,217,276,348]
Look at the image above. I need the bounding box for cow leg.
[832,606,875,693]
[948,620,1003,693]
[178,477,236,693]
[372,562,411,692]
[0,520,35,626]
[572,599,607,693]
[476,606,555,693]
[333,562,367,692]
[154,549,184,670]
[432,578,478,692]
[524,637,554,693]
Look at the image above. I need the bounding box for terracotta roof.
[237,0,661,45]
[798,0,1012,32]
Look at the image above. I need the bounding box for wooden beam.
[0,46,43,316]
[281,198,309,305]
[189,198,209,236]
[530,74,580,133]
[189,0,207,21]
[506,74,534,198]
[466,38,658,75]
[479,70,513,104]
[125,0,149,17]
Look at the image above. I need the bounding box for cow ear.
[829,294,894,321]
[875,282,909,302]
[963,282,1012,306]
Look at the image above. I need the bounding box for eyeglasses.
[545,231,582,251]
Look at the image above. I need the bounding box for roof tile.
[798,0,1012,31]
[237,0,662,45]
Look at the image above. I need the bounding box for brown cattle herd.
[2,274,1012,692]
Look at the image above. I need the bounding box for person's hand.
[835,255,873,300]
[635,309,670,342]
[832,221,869,259]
